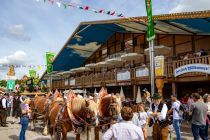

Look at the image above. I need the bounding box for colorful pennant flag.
[145,0,155,41]
[46,52,55,74]
[29,69,37,78]
[35,0,124,18]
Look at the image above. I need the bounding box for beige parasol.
[121,53,144,61]
[144,45,171,56]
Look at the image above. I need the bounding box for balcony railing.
[52,55,210,89]
[165,55,210,78]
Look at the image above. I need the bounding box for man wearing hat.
[147,93,168,140]
[0,93,8,127]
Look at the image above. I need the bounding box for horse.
[93,87,122,140]
[30,90,64,135]
[48,92,98,140]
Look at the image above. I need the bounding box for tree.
[0,80,7,87]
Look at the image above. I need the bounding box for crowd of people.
[0,88,209,140]
[102,90,210,140]
[180,49,208,60]
[0,90,32,140]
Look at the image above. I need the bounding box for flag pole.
[149,40,155,97]
[145,0,156,97]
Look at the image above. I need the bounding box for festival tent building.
[42,10,210,99]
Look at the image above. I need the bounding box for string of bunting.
[0,65,46,70]
[35,0,148,25]
[35,0,124,17]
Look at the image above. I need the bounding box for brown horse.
[48,92,98,140]
[30,90,64,135]
[93,87,122,139]
[98,87,122,123]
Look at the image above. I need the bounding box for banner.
[174,64,210,77]
[117,70,131,81]
[46,52,55,74]
[6,80,15,91]
[70,79,76,86]
[145,0,155,41]
[155,56,164,76]
[136,67,149,77]
[29,69,37,78]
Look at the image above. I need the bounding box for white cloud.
[0,51,27,65]
[67,42,100,57]
[71,0,82,4]
[8,24,31,41]
[170,0,210,13]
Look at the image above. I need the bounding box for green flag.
[6,80,15,91]
[29,69,36,78]
[46,52,55,74]
[145,0,155,41]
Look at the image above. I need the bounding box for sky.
[0,0,210,80]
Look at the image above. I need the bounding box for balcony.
[165,55,210,79]
[52,55,210,89]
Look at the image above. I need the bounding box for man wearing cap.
[0,93,8,127]
[147,93,168,140]
[168,94,181,140]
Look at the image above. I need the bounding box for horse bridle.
[98,95,119,124]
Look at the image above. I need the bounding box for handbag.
[148,118,154,127]
[158,117,169,128]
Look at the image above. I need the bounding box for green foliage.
[0,80,7,87]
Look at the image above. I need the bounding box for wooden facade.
[52,31,210,99]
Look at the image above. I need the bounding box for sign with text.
[6,80,15,91]
[155,56,164,76]
[174,64,210,77]
[70,79,76,86]
[117,71,131,81]
[136,67,149,77]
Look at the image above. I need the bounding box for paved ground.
[0,117,208,140]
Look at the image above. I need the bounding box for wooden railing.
[165,55,210,78]
[52,55,210,89]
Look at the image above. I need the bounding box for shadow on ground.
[32,136,75,140]
[9,135,19,140]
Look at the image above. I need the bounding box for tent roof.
[42,10,210,80]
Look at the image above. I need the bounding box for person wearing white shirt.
[103,106,144,140]
[203,93,210,139]
[0,93,8,127]
[168,94,181,140]
[147,93,168,140]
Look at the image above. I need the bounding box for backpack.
[175,101,189,120]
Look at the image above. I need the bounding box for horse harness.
[34,98,51,115]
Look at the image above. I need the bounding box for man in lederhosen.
[147,93,168,140]
[0,93,8,127]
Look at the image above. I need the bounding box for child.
[138,103,148,140]
[23,98,31,119]
[19,97,31,140]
